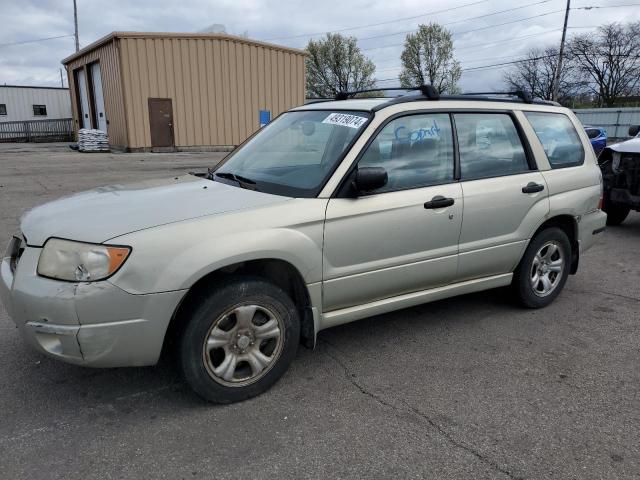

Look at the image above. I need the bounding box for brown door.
[148,98,174,148]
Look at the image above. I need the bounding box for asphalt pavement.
[1,143,639,479]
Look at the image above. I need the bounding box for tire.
[604,203,630,226]
[179,276,300,404]
[514,228,571,309]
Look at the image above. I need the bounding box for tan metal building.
[61,32,306,151]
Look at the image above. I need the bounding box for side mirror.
[353,167,388,194]
[629,125,640,137]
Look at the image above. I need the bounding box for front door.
[148,98,174,148]
[323,113,462,312]
[453,112,550,281]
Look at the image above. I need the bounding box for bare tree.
[305,33,376,98]
[568,22,640,106]
[399,23,461,93]
[503,47,580,103]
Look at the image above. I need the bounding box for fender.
[107,199,327,295]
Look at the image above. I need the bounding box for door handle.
[522,182,544,194]
[424,195,455,209]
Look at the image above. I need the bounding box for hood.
[608,137,640,154]
[21,175,290,246]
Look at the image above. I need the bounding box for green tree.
[399,23,461,93]
[305,33,377,98]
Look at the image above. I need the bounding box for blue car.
[584,126,607,154]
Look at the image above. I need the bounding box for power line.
[262,0,489,41]
[0,34,74,49]
[572,3,640,10]
[372,28,562,67]
[360,9,565,51]
[358,0,552,42]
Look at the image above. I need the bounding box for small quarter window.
[455,113,530,180]
[524,112,584,168]
[358,113,454,192]
[0,104,6,115]
[33,105,47,116]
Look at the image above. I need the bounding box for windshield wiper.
[214,172,258,190]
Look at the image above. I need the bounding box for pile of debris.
[78,129,110,152]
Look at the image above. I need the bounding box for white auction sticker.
[322,113,368,129]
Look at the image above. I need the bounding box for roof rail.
[460,90,533,103]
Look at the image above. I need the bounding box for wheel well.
[531,215,579,274]
[162,259,315,358]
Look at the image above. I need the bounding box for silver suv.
[0,90,607,403]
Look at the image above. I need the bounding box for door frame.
[328,108,540,198]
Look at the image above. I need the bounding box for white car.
[599,125,640,225]
[1,88,607,403]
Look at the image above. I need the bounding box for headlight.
[37,238,131,282]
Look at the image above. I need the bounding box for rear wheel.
[514,228,571,308]
[179,277,300,403]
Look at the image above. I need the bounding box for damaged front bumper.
[0,241,186,368]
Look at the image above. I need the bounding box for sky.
[1,0,639,92]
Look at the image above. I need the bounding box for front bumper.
[0,244,186,368]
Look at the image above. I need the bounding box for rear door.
[454,111,549,281]
[323,112,463,312]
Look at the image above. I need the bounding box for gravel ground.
[1,142,639,479]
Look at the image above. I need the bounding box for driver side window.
[358,113,454,193]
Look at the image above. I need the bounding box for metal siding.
[573,107,640,140]
[89,34,305,148]
[0,87,71,122]
[65,39,127,148]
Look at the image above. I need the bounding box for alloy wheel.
[530,241,565,297]
[202,304,284,387]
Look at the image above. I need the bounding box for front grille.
[620,155,640,195]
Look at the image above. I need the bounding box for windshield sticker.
[322,113,368,129]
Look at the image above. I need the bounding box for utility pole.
[59,68,64,87]
[73,0,79,52]
[552,0,570,102]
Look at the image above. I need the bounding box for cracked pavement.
[1,143,639,479]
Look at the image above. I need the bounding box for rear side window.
[524,112,584,168]
[454,113,530,180]
[358,113,454,192]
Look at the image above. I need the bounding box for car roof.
[294,96,565,113]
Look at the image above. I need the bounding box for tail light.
[598,170,604,209]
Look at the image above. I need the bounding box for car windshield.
[214,110,371,197]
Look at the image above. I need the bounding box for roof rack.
[335,85,440,101]
[367,85,559,111]
[320,84,558,110]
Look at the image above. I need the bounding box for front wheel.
[514,228,571,308]
[179,277,300,403]
[604,203,630,226]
